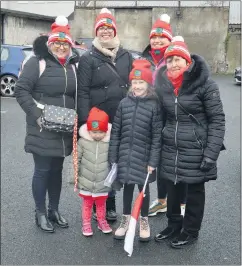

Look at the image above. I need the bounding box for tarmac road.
[1,75,241,265]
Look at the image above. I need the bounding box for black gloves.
[200,157,216,172]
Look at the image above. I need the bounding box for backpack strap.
[39,59,46,78]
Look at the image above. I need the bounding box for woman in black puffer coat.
[109,60,162,242]
[15,16,80,233]
[154,36,225,248]
[77,8,133,221]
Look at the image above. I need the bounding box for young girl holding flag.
[109,60,163,241]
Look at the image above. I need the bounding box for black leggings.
[32,154,64,213]
[123,184,150,217]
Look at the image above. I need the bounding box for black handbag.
[177,100,226,151]
[34,64,78,134]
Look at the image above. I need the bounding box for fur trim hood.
[32,35,80,64]
[158,54,210,92]
[79,123,112,143]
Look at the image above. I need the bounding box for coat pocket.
[193,129,204,151]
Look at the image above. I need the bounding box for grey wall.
[71,7,236,73]
[226,25,241,72]
[3,15,51,45]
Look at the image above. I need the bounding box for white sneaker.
[181,204,186,217]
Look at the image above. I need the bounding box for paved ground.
[1,75,241,265]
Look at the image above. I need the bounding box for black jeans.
[166,180,205,237]
[123,184,150,217]
[157,172,187,204]
[32,154,64,213]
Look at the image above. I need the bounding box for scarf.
[149,45,169,66]
[92,36,120,62]
[58,57,66,66]
[166,65,190,96]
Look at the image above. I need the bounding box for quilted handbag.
[34,63,78,134]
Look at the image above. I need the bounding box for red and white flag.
[124,173,150,257]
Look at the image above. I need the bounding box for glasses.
[98,27,114,33]
[53,42,70,49]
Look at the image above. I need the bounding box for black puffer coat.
[108,93,163,185]
[155,54,225,184]
[15,35,80,157]
[77,46,133,124]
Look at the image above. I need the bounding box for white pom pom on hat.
[172,36,185,42]
[100,8,111,14]
[160,14,170,24]
[55,16,68,26]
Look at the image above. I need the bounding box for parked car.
[234,67,241,85]
[1,44,32,97]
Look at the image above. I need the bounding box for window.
[22,48,33,58]
[1,48,9,61]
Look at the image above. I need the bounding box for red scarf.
[166,65,190,96]
[58,57,66,66]
[149,45,168,66]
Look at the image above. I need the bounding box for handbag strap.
[105,62,128,87]
[177,100,203,128]
[90,51,128,87]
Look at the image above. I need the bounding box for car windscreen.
[22,48,33,58]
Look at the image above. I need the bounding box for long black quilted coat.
[15,36,80,157]
[77,46,133,125]
[108,93,163,185]
[155,54,225,184]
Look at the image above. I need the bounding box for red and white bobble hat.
[94,8,117,36]
[47,16,74,46]
[164,36,192,63]
[150,14,173,41]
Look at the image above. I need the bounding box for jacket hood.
[142,44,151,58]
[159,54,210,92]
[79,123,112,143]
[32,35,80,63]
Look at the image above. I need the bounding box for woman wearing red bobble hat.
[154,36,225,248]
[142,14,188,218]
[15,16,80,233]
[77,8,133,221]
[109,59,162,242]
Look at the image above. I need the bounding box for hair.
[128,83,158,98]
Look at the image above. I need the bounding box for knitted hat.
[129,59,153,85]
[164,36,192,63]
[87,107,109,132]
[150,14,172,41]
[95,8,117,36]
[47,16,74,46]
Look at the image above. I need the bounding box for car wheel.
[0,75,17,97]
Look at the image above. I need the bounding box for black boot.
[35,211,55,233]
[170,230,198,248]
[154,226,181,242]
[48,210,69,228]
[106,196,117,221]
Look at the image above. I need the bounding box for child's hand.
[147,166,155,174]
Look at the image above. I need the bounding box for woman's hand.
[147,166,155,174]
[200,157,216,172]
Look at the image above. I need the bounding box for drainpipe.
[1,14,5,44]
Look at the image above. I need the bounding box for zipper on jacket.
[127,99,139,175]
[174,97,178,185]
[93,142,99,192]
[62,66,67,157]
